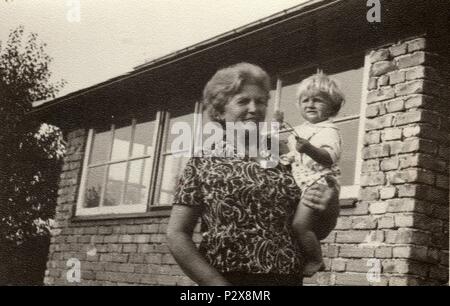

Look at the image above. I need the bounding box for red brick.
[366,115,395,130]
[380,156,399,171]
[107,243,123,253]
[389,276,421,286]
[387,168,435,185]
[368,201,388,214]
[378,75,389,86]
[396,51,426,69]
[375,247,392,258]
[407,38,426,52]
[401,138,438,154]
[361,160,380,173]
[346,259,370,273]
[123,244,138,253]
[367,87,395,103]
[321,244,339,258]
[366,104,380,118]
[377,216,395,229]
[118,235,133,243]
[339,247,375,258]
[133,234,151,244]
[364,131,381,145]
[340,202,369,216]
[393,246,428,261]
[335,273,370,286]
[331,259,346,272]
[368,77,378,90]
[336,231,371,243]
[361,172,385,186]
[404,94,435,109]
[385,99,405,113]
[144,254,162,264]
[352,216,377,229]
[370,49,390,63]
[371,61,396,77]
[362,143,390,159]
[388,71,405,85]
[389,44,408,57]
[359,187,379,201]
[386,229,430,245]
[335,217,352,230]
[380,186,397,199]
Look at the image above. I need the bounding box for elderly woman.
[166,63,339,286]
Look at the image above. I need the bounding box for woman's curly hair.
[202,63,271,122]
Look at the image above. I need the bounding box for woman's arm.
[300,177,340,240]
[166,205,230,286]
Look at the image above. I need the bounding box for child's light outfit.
[280,120,342,191]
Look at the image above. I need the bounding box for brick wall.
[45,35,448,286]
[304,36,449,286]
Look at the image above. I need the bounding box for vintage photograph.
[0,0,448,287]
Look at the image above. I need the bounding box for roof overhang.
[28,0,449,130]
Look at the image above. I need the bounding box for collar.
[303,119,337,129]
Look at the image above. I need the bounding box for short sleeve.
[310,128,342,164]
[172,157,204,207]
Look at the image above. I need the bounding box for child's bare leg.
[293,201,324,277]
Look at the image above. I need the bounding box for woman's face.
[220,84,268,124]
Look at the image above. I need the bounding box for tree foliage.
[0,26,66,243]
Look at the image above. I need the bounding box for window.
[275,54,369,199]
[76,114,161,216]
[154,102,200,206]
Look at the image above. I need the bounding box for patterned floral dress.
[173,142,304,275]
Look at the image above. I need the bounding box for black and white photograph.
[0,0,449,288]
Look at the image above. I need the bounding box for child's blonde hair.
[296,72,345,117]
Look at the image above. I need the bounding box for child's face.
[298,94,332,124]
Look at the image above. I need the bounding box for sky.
[0,0,306,97]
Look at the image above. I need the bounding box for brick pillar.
[44,129,87,285]
[360,36,449,285]
[306,36,449,286]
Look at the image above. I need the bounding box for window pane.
[281,81,305,127]
[264,88,278,123]
[104,162,127,206]
[336,119,359,186]
[165,113,195,153]
[327,67,364,118]
[157,154,190,205]
[124,158,152,205]
[132,120,155,157]
[111,124,132,161]
[90,128,112,164]
[84,166,106,208]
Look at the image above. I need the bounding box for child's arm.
[295,136,333,167]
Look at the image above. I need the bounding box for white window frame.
[274,53,370,200]
[76,112,162,216]
[153,102,201,206]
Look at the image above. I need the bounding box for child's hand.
[295,136,311,153]
[273,110,284,123]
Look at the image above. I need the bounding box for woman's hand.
[167,205,231,286]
